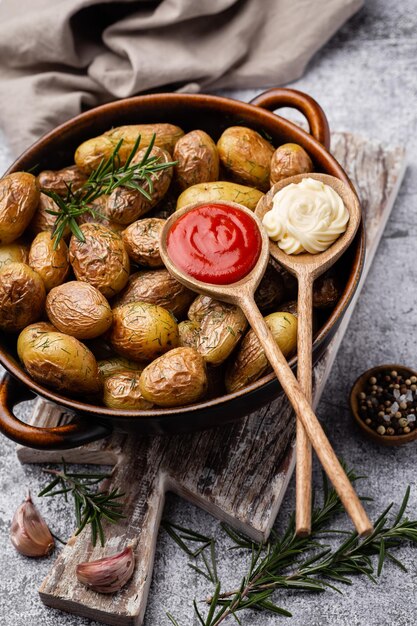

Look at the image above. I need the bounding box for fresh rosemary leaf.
[39,461,125,546]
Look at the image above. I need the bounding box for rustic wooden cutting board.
[17,132,406,626]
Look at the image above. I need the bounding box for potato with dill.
[225,312,298,393]
[178,320,200,349]
[106,147,173,225]
[176,181,263,212]
[115,269,194,318]
[98,357,146,380]
[28,231,69,292]
[270,143,313,185]
[122,218,165,267]
[75,123,184,173]
[0,262,45,332]
[0,240,28,270]
[46,281,112,339]
[103,371,153,410]
[17,327,101,395]
[217,127,274,191]
[139,347,207,407]
[110,301,179,362]
[29,192,71,238]
[69,223,130,298]
[0,172,40,244]
[196,298,247,366]
[174,130,219,190]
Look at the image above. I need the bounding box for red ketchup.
[166,203,262,285]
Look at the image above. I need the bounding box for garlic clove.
[10,492,55,557]
[76,546,135,594]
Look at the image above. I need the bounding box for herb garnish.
[42,133,176,249]
[39,459,125,546]
[164,469,417,625]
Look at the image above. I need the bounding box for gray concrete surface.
[1,1,417,624]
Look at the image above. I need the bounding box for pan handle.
[0,371,111,450]
[250,88,331,149]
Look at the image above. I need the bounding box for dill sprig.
[38,459,125,547]
[164,470,417,625]
[42,133,176,249]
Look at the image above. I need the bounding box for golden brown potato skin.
[107,147,173,225]
[110,302,179,362]
[122,218,165,267]
[103,371,153,410]
[217,127,274,191]
[188,295,215,324]
[178,320,200,349]
[270,143,313,185]
[0,262,45,332]
[75,123,184,173]
[76,196,124,233]
[29,192,70,238]
[139,347,207,407]
[98,357,145,379]
[0,173,40,244]
[28,231,69,292]
[195,298,247,366]
[174,130,219,190]
[37,166,87,196]
[15,321,56,343]
[115,269,194,318]
[69,223,130,297]
[17,327,101,395]
[225,312,298,393]
[0,240,28,270]
[46,281,112,339]
[176,181,263,212]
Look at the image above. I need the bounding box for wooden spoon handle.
[238,295,373,537]
[295,274,314,536]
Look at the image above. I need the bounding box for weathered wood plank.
[16,132,406,626]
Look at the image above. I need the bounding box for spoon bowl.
[256,173,362,536]
[160,199,371,537]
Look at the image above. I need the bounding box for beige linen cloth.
[0,0,363,157]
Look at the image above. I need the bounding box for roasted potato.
[270,143,313,185]
[225,312,298,393]
[75,123,184,173]
[195,298,247,366]
[17,327,101,395]
[176,181,263,212]
[98,356,146,379]
[313,273,341,309]
[279,300,298,317]
[17,321,56,342]
[46,281,112,339]
[188,295,215,324]
[139,347,207,407]
[0,172,40,244]
[174,130,219,190]
[69,223,130,297]
[0,262,45,332]
[103,371,153,410]
[115,269,194,318]
[178,320,200,349]
[107,147,173,225]
[122,218,165,267]
[0,240,28,270]
[217,127,274,191]
[28,231,69,292]
[37,166,87,196]
[110,301,179,362]
[76,196,124,233]
[254,264,286,312]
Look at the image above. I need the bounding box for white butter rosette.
[262,177,349,255]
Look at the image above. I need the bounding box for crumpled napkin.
[0,0,362,157]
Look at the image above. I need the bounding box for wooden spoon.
[159,197,372,537]
[256,172,362,536]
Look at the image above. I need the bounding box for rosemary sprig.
[164,471,417,625]
[38,459,125,546]
[42,133,176,249]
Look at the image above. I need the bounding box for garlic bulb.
[76,545,135,593]
[10,493,55,557]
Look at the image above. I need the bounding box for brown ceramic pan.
[0,88,365,449]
